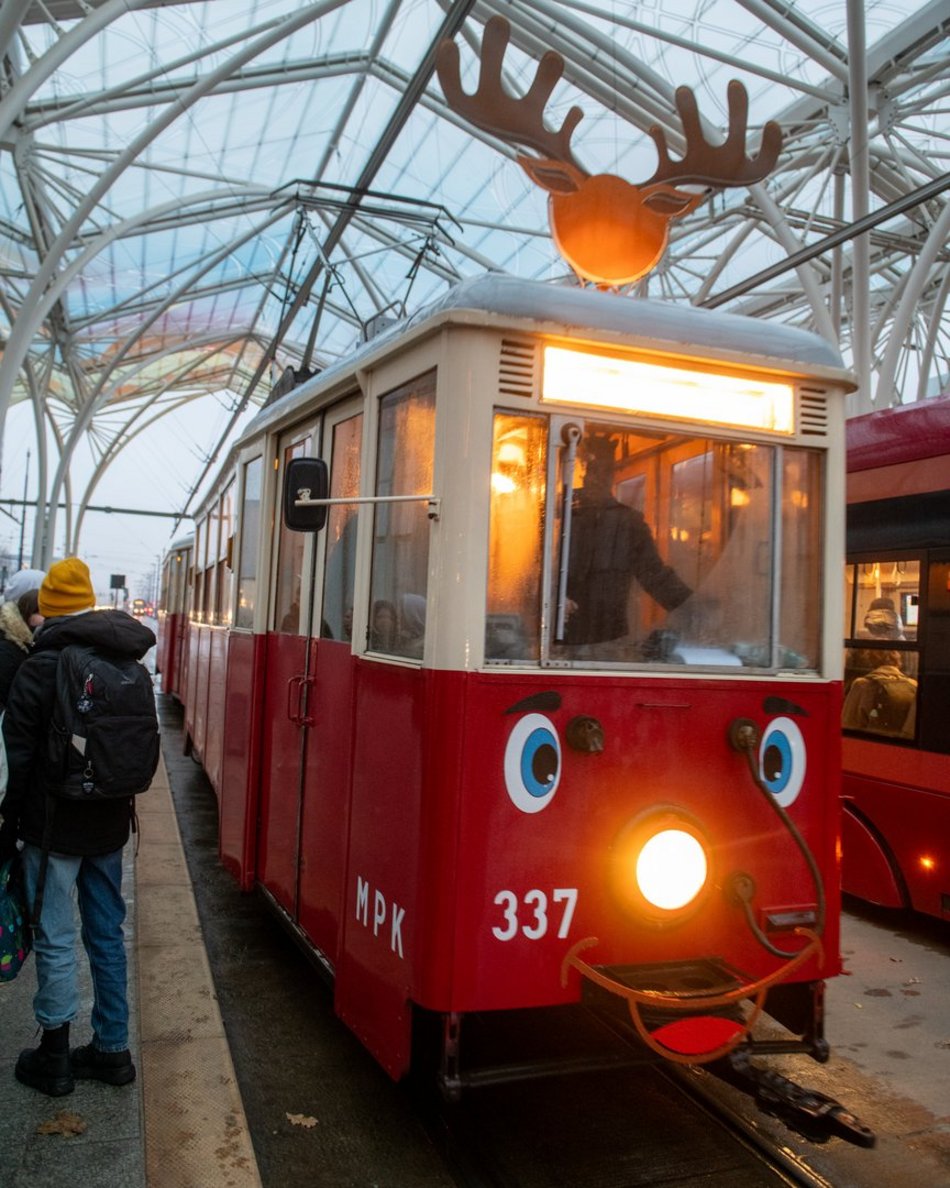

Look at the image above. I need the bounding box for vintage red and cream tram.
[156,534,193,703]
[161,276,858,1101]
[842,395,950,920]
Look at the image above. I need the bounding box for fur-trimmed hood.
[0,600,34,653]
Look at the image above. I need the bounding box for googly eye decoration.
[504,713,561,813]
[758,716,806,808]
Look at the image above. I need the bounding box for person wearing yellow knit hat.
[0,554,157,1096]
[37,557,96,619]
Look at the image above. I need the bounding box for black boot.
[15,1023,74,1096]
[71,1043,136,1086]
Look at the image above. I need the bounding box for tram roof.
[847,393,950,471]
[242,274,854,443]
[417,275,850,371]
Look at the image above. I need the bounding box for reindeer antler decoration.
[437,16,783,286]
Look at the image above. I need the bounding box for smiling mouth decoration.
[560,931,823,1064]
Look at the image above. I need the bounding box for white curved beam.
[874,199,950,406]
[44,272,276,557]
[734,0,849,81]
[70,339,253,553]
[0,0,155,145]
[745,184,838,342]
[847,0,872,413]
[915,270,950,403]
[0,187,265,414]
[0,0,350,472]
[0,0,32,64]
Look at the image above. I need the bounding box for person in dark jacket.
[0,568,46,708]
[0,596,38,709]
[564,439,692,646]
[0,557,155,1096]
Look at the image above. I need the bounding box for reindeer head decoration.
[437,16,783,286]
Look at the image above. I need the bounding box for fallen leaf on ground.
[37,1110,87,1137]
[286,1112,318,1128]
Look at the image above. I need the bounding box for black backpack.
[45,644,160,800]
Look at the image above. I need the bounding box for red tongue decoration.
[648,1015,745,1056]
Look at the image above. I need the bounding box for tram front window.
[486,414,823,670]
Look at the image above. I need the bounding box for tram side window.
[923,557,950,754]
[204,499,220,623]
[169,553,186,615]
[274,439,310,634]
[160,564,171,617]
[842,559,920,740]
[192,518,207,623]
[780,449,823,669]
[486,412,547,661]
[368,372,435,658]
[235,457,262,630]
[320,413,362,642]
[214,479,234,627]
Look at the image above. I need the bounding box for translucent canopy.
[0,0,948,568]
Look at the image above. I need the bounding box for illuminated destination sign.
[541,345,795,435]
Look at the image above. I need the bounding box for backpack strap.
[30,793,56,929]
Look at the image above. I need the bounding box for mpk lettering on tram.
[355,876,405,958]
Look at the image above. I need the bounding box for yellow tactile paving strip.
[135,757,261,1188]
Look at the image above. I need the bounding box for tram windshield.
[486,413,822,670]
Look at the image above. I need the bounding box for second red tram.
[842,395,950,920]
[162,276,859,1104]
[156,534,193,703]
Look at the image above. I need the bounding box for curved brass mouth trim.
[560,929,823,1064]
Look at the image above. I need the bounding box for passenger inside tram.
[859,596,905,640]
[397,594,427,657]
[370,599,397,651]
[562,436,693,646]
[842,648,917,738]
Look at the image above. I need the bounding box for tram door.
[257,408,363,961]
[257,427,317,916]
[298,406,362,959]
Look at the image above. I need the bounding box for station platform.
[2,718,949,1187]
[0,753,261,1188]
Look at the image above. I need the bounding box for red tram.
[155,534,193,703]
[842,395,950,920]
[161,277,857,1102]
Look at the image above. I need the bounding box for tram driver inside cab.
[563,436,692,647]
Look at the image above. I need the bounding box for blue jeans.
[21,843,129,1052]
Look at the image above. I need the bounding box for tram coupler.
[713,1049,876,1148]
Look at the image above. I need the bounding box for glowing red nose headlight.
[611,809,711,925]
[636,828,708,911]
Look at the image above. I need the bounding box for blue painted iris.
[504,713,561,813]
[758,716,806,807]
